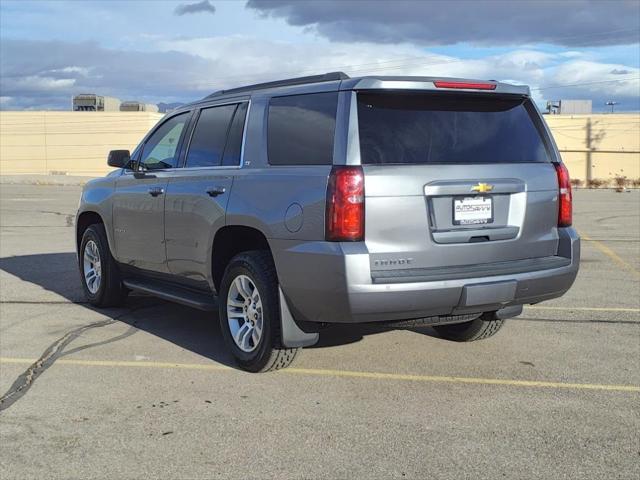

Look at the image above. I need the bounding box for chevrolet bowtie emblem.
[471,183,494,193]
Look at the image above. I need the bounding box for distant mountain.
[157,102,184,113]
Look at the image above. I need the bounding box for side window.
[185,104,237,168]
[140,112,189,170]
[267,92,338,165]
[221,102,248,166]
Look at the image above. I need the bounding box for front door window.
[139,113,189,170]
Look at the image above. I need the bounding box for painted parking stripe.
[526,306,640,313]
[1,357,637,393]
[579,231,640,278]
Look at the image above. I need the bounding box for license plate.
[453,196,493,225]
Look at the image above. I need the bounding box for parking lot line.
[579,231,640,279]
[526,306,640,312]
[1,357,638,393]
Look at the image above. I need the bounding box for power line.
[533,76,640,91]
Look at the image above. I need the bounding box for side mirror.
[107,150,131,168]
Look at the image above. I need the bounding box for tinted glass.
[357,93,550,164]
[268,92,338,165]
[222,102,248,166]
[140,112,189,170]
[186,104,237,168]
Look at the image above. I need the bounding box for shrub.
[631,178,640,188]
[587,178,608,188]
[613,175,628,186]
[570,178,583,188]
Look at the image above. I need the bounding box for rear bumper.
[272,228,580,325]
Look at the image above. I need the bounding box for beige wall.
[0,111,163,176]
[545,113,640,183]
[0,111,638,181]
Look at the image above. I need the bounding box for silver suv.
[76,72,580,372]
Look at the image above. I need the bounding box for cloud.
[544,60,640,98]
[1,37,638,111]
[0,39,215,109]
[174,0,216,16]
[246,0,640,47]
[610,68,631,75]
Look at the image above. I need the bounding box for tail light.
[555,163,572,227]
[326,166,364,241]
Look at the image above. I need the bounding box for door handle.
[206,186,226,197]
[148,187,164,197]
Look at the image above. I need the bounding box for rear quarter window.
[267,92,338,165]
[357,92,551,165]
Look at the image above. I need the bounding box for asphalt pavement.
[0,183,638,479]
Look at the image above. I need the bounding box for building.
[72,94,121,112]
[546,99,592,115]
[120,101,159,113]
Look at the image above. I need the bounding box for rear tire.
[433,313,505,342]
[218,250,299,372]
[79,224,127,307]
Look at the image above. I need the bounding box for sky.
[1,0,639,111]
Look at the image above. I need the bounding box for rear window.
[268,92,338,165]
[357,92,550,164]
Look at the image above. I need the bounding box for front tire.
[218,250,299,372]
[433,313,505,342]
[79,224,127,307]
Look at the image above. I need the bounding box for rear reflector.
[554,163,572,227]
[434,81,497,90]
[326,166,364,241]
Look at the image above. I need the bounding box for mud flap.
[279,287,319,348]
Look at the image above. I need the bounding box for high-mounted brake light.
[434,81,497,90]
[326,166,364,241]
[554,163,572,227]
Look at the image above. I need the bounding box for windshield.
[357,92,551,164]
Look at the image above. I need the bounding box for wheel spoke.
[234,321,250,345]
[227,311,245,321]
[253,317,262,335]
[234,277,249,300]
[240,324,253,350]
[241,277,253,299]
[228,298,244,308]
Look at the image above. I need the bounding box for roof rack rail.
[205,71,349,99]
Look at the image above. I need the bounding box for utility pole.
[585,118,592,183]
[606,101,617,113]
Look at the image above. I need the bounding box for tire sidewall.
[219,255,277,371]
[79,226,108,305]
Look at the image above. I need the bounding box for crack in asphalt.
[37,210,75,227]
[0,306,150,413]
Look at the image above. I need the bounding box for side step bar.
[122,278,217,311]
